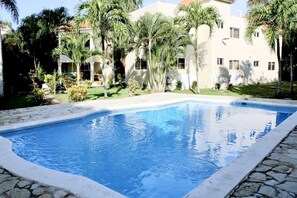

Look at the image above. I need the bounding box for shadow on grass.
[227,82,297,99]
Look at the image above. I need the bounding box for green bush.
[128,79,139,93]
[63,76,76,89]
[31,88,45,103]
[83,80,92,88]
[191,81,197,90]
[107,74,113,88]
[67,85,88,101]
[176,81,182,90]
[44,71,58,95]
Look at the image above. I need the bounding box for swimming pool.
[2,101,296,198]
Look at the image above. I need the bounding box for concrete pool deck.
[0,93,297,197]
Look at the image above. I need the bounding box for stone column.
[90,62,94,82]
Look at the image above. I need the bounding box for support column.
[90,62,94,82]
[58,59,62,75]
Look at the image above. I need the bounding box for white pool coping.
[0,93,297,198]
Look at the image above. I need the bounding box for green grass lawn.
[55,86,147,103]
[1,82,296,110]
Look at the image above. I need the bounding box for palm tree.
[135,13,191,91]
[176,2,221,94]
[153,21,191,91]
[245,0,297,96]
[77,0,132,97]
[0,0,19,96]
[0,0,19,23]
[135,13,173,90]
[54,30,92,85]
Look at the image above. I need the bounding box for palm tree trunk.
[76,63,80,85]
[0,27,3,97]
[195,29,200,94]
[148,40,155,90]
[102,34,107,98]
[276,37,282,96]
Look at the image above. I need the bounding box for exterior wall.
[125,0,278,89]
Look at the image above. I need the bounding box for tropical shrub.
[67,85,88,101]
[176,81,182,90]
[63,76,76,89]
[191,81,197,90]
[107,74,113,88]
[31,88,45,103]
[83,80,92,89]
[128,79,139,93]
[44,71,58,95]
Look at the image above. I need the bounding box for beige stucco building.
[125,0,278,89]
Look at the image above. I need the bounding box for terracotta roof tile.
[179,0,196,6]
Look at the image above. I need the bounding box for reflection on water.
[2,102,295,198]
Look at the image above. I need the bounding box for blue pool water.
[2,102,296,198]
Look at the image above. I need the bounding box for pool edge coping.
[0,93,297,198]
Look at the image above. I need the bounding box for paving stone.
[264,179,279,186]
[0,169,4,174]
[268,153,282,161]
[272,165,293,174]
[0,175,11,184]
[286,176,297,182]
[289,170,297,178]
[249,172,267,181]
[255,165,272,172]
[38,193,54,198]
[258,185,276,197]
[33,187,46,196]
[7,188,30,198]
[31,183,40,190]
[17,180,32,188]
[277,181,297,194]
[233,182,261,197]
[267,171,286,182]
[0,195,8,198]
[53,190,68,198]
[64,196,78,198]
[0,180,18,194]
[280,155,297,165]
[262,159,280,167]
[277,190,294,198]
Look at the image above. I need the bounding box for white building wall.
[125,0,278,90]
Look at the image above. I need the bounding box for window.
[254,61,259,67]
[229,60,239,70]
[268,62,275,70]
[230,27,240,38]
[218,22,224,29]
[135,58,147,70]
[177,58,185,69]
[253,31,259,37]
[217,58,224,65]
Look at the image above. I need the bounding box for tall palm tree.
[153,21,191,91]
[176,2,221,94]
[0,0,19,23]
[53,30,92,85]
[245,0,297,96]
[135,13,173,90]
[77,0,131,97]
[0,0,19,96]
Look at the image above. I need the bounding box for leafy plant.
[44,70,58,95]
[83,80,92,89]
[191,81,197,90]
[31,88,45,103]
[107,74,114,88]
[63,75,76,89]
[176,81,182,90]
[67,85,88,101]
[128,79,139,93]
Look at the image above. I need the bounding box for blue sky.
[0,0,248,29]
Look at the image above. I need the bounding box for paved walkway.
[228,126,297,198]
[0,93,297,197]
